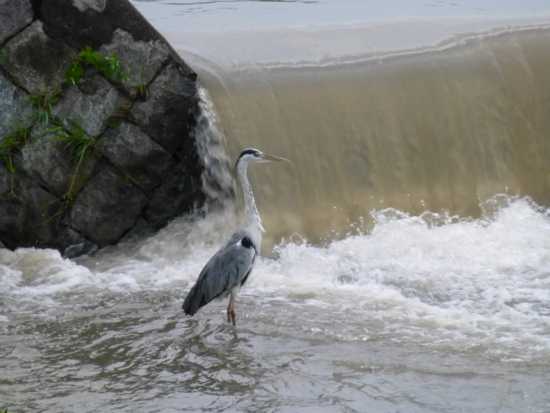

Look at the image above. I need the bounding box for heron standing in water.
[182,148,289,326]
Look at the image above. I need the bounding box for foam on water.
[244,196,550,360]
[1,195,549,362]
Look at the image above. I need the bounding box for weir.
[178,27,550,246]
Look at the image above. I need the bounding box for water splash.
[192,84,235,211]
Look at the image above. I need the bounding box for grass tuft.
[51,118,96,201]
[66,46,129,85]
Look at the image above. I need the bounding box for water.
[3,1,550,412]
[148,1,550,247]
[1,196,550,411]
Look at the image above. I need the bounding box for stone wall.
[0,0,206,256]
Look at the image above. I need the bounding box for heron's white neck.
[237,160,265,233]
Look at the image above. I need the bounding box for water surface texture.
[2,1,550,412]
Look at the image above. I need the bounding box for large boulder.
[0,0,212,256]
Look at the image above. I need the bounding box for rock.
[66,165,148,247]
[0,165,65,249]
[0,160,10,195]
[0,0,33,44]
[98,29,170,94]
[17,123,98,198]
[0,74,31,136]
[98,122,175,193]
[145,160,205,230]
[72,0,107,13]
[52,71,126,137]
[119,217,154,243]
[2,20,77,94]
[39,0,197,79]
[51,225,98,258]
[132,65,198,154]
[0,0,205,253]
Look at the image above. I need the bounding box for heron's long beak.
[260,154,290,162]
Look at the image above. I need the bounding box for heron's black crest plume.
[236,148,260,163]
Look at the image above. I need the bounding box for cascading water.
[2,1,550,412]
[192,85,234,212]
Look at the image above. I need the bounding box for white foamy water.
[2,196,550,411]
[2,196,550,358]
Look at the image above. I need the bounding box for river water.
[2,1,550,412]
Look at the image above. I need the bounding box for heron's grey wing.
[182,234,256,316]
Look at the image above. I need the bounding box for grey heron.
[182,148,289,326]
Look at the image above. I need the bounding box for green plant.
[132,83,148,100]
[0,120,32,197]
[23,88,62,125]
[65,46,129,85]
[108,101,135,128]
[0,121,30,163]
[0,88,63,196]
[52,118,96,201]
[131,67,149,100]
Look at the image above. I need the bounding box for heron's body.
[182,148,288,325]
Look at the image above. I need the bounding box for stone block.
[0,0,33,44]
[0,74,32,136]
[0,168,64,249]
[51,225,97,258]
[3,20,77,94]
[52,71,126,137]
[72,0,107,13]
[131,65,198,154]
[67,165,148,247]
[145,161,205,230]
[98,29,170,94]
[99,122,175,193]
[0,161,9,196]
[17,123,98,198]
[40,0,197,79]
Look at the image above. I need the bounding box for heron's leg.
[226,293,237,326]
[226,287,239,326]
[230,305,236,327]
[227,297,233,324]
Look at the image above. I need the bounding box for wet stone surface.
[0,0,33,44]
[98,29,170,95]
[18,124,98,198]
[2,20,77,94]
[66,165,149,247]
[131,65,198,154]
[0,0,204,253]
[52,72,126,138]
[99,121,176,194]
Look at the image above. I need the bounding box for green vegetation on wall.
[1,47,129,201]
[65,46,129,85]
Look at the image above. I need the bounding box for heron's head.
[236,148,289,165]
